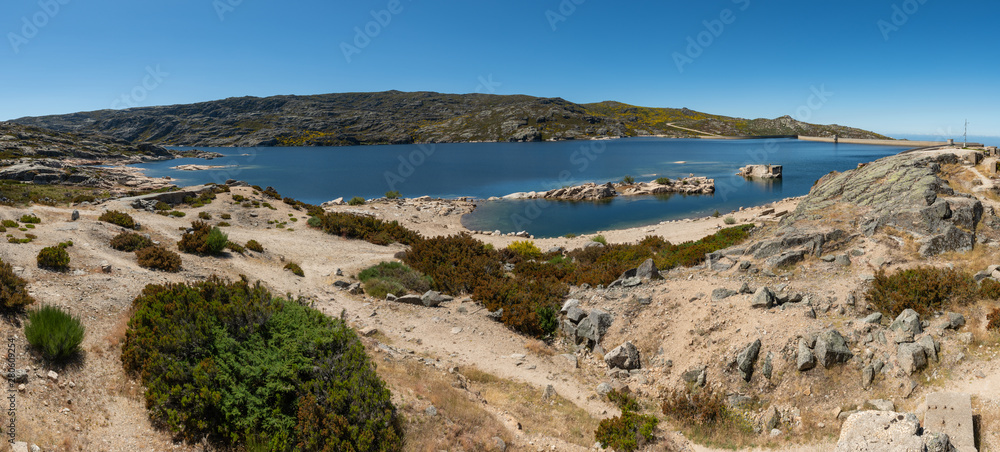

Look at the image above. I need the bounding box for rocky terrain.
[11,91,890,147]
[500,177,715,201]
[0,122,172,162]
[1,147,1000,451]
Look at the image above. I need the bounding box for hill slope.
[0,122,172,161]
[12,91,890,147]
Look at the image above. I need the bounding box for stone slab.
[923,392,975,452]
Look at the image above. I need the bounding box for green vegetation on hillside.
[121,278,402,451]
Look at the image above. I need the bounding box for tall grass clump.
[25,305,85,361]
[865,266,976,317]
[121,278,402,451]
[358,261,432,298]
[0,258,34,311]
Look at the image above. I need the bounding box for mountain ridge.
[12,90,891,147]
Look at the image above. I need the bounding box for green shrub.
[980,278,1000,299]
[245,239,264,253]
[110,231,153,252]
[385,190,401,199]
[865,266,976,317]
[153,201,171,211]
[231,194,245,203]
[507,240,542,260]
[284,262,304,277]
[316,212,420,246]
[25,305,84,361]
[168,211,186,217]
[72,194,97,204]
[220,213,232,220]
[307,216,321,227]
[592,235,608,245]
[1,220,17,228]
[595,389,659,452]
[19,214,40,224]
[0,258,34,311]
[347,196,366,206]
[207,227,228,254]
[99,210,137,229]
[217,221,231,227]
[198,211,212,220]
[563,233,577,238]
[712,210,720,218]
[621,175,635,185]
[655,177,670,185]
[121,278,402,450]
[36,246,70,271]
[358,262,432,298]
[724,216,737,225]
[136,246,182,272]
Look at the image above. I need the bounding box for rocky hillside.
[11,91,890,147]
[0,122,172,161]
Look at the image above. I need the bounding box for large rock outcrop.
[783,152,982,257]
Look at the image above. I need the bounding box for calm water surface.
[138,138,909,237]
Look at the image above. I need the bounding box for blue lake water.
[137,138,909,238]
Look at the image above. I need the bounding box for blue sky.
[2,0,998,139]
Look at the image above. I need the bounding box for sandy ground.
[1,166,998,451]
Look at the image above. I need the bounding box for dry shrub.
[136,246,182,272]
[981,279,1000,300]
[661,385,754,447]
[866,266,977,317]
[110,231,153,252]
[988,308,1000,331]
[99,210,137,229]
[524,339,554,357]
[0,257,34,311]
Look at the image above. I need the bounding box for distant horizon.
[5,89,997,145]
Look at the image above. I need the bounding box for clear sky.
[2,0,998,139]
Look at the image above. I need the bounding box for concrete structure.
[799,136,984,148]
[924,392,975,452]
[737,164,782,179]
[986,146,998,156]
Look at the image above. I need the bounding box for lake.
[139,138,909,238]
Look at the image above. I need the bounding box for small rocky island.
[737,164,782,179]
[499,176,715,201]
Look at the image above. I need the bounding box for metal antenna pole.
[964,119,968,147]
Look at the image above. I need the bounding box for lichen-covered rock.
[736,339,761,381]
[604,341,641,370]
[898,342,928,374]
[890,309,923,336]
[797,338,816,371]
[815,329,853,368]
[751,287,776,309]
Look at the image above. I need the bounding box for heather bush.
[198,211,212,220]
[37,246,70,271]
[866,266,976,317]
[507,240,542,260]
[225,241,245,254]
[245,239,264,252]
[988,308,1000,331]
[136,246,182,272]
[980,278,1000,299]
[19,214,40,224]
[178,221,227,255]
[315,212,420,246]
[385,190,401,199]
[220,213,232,220]
[358,262,432,298]
[595,389,658,452]
[0,258,34,311]
[110,231,153,252]
[661,385,754,445]
[284,262,304,277]
[121,278,402,450]
[25,305,84,362]
[1,220,16,228]
[347,196,366,206]
[99,210,136,229]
